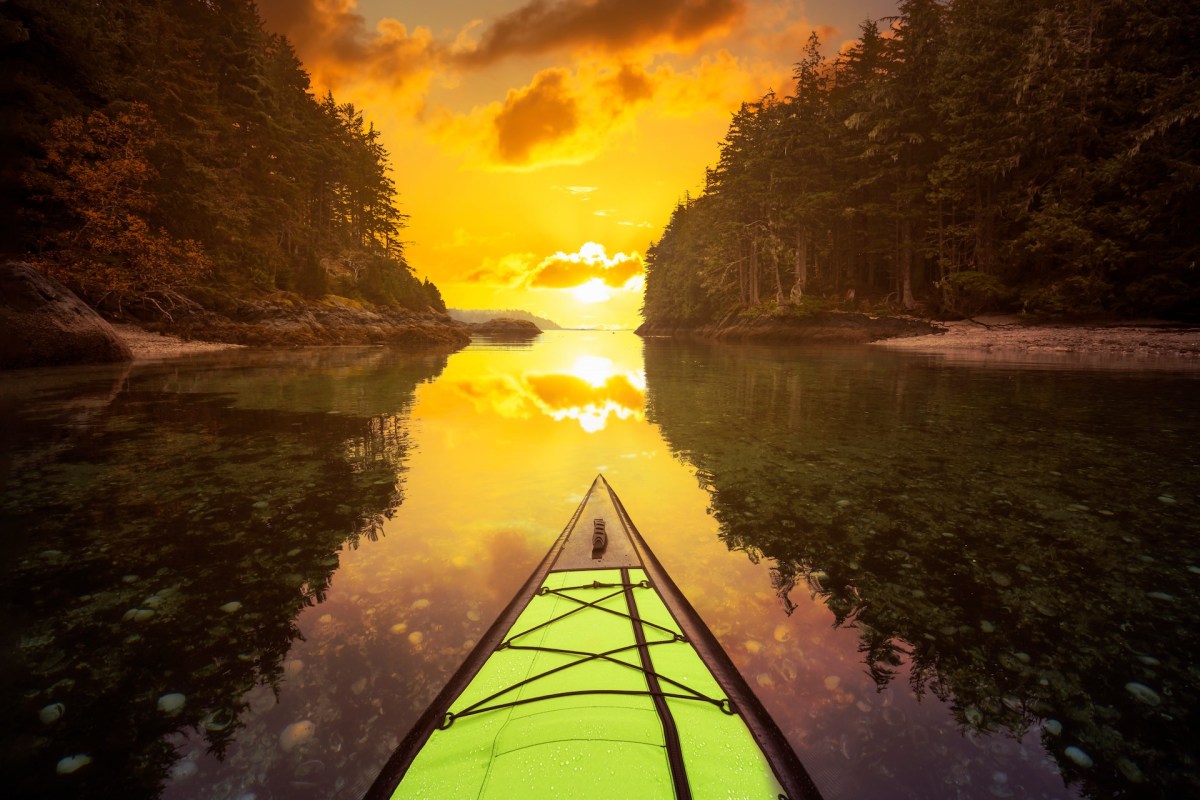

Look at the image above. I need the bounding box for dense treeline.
[0,0,446,314]
[643,0,1200,324]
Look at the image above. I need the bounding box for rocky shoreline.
[139,293,471,349]
[636,310,943,343]
[1,260,484,370]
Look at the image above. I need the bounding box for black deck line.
[623,566,692,800]
[604,477,826,800]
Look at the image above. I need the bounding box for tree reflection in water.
[0,349,449,800]
[644,339,1199,799]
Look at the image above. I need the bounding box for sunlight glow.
[572,277,613,304]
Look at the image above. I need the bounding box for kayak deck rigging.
[366,475,823,800]
[438,571,733,731]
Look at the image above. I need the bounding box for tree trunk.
[790,226,808,303]
[900,218,916,309]
[749,237,760,306]
[772,239,785,305]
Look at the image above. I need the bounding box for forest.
[0,0,446,316]
[642,0,1200,326]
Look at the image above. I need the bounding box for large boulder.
[0,261,132,369]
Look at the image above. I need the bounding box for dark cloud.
[458,0,747,66]
[494,70,581,165]
[256,0,440,89]
[602,64,656,104]
[257,0,369,63]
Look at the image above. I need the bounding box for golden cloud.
[433,51,786,168]
[469,243,643,290]
[494,70,582,164]
[530,243,644,289]
[466,252,539,287]
[433,60,658,169]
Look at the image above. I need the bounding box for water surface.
[2,333,1197,799]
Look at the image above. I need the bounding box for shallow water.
[1,332,1197,799]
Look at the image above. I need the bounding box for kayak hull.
[366,476,822,800]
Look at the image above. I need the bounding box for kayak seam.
[474,580,566,799]
[623,566,692,800]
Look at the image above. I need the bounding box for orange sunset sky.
[257,0,899,328]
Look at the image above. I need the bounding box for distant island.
[448,309,562,330]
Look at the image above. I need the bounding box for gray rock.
[0,262,132,369]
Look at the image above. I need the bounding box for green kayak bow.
[365,475,823,800]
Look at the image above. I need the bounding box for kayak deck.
[367,476,821,800]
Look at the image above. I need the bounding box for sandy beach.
[110,323,244,360]
[873,315,1200,359]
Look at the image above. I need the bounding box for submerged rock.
[39,702,65,724]
[279,720,316,752]
[1124,682,1161,706]
[1116,757,1146,783]
[1064,746,1094,768]
[157,693,186,715]
[56,754,93,774]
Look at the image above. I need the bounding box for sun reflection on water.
[450,346,646,433]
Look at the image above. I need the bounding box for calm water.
[1,332,1197,800]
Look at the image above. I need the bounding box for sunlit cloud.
[452,358,646,432]
[529,243,644,290]
[468,242,644,293]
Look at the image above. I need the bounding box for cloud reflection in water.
[454,355,645,432]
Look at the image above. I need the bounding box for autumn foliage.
[34,103,210,307]
[2,0,446,316]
